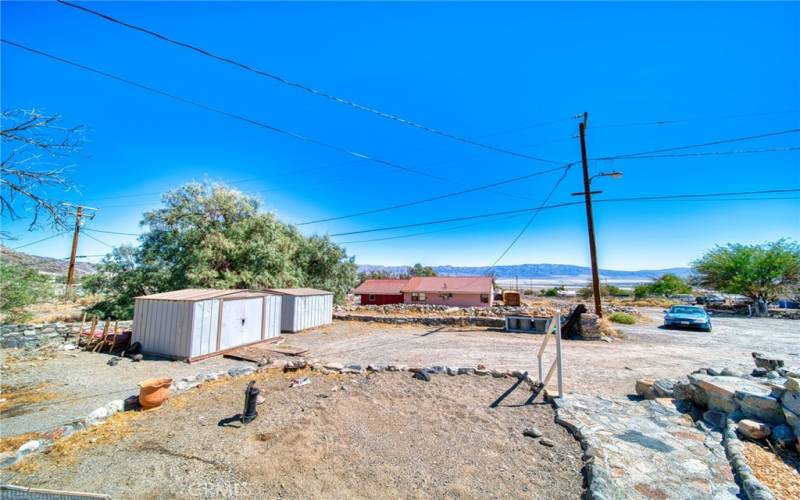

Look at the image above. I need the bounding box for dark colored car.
[663,305,712,332]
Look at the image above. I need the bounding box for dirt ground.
[2,308,797,439]
[299,309,799,396]
[1,370,584,499]
[0,350,251,437]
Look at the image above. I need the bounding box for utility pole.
[66,205,84,295]
[578,112,603,318]
[64,204,97,299]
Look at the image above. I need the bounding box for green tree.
[408,263,437,277]
[0,259,52,323]
[691,240,800,304]
[633,273,692,299]
[357,269,394,284]
[83,182,358,318]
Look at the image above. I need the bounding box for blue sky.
[2,1,798,270]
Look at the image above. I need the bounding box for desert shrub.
[0,260,52,323]
[542,287,559,297]
[608,312,636,324]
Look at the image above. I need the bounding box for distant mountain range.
[358,263,691,281]
[0,246,97,276]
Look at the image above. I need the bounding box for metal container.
[133,289,282,362]
[267,288,334,332]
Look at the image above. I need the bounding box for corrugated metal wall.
[135,293,285,360]
[281,293,333,332]
[264,295,282,339]
[134,298,194,359]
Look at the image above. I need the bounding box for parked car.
[696,294,724,306]
[663,305,712,332]
[670,294,696,304]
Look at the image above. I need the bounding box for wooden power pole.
[578,113,603,318]
[66,205,84,295]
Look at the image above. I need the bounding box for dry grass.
[43,410,144,465]
[0,383,58,416]
[0,431,42,452]
[743,441,800,500]
[599,317,624,338]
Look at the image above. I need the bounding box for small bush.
[542,287,559,297]
[609,312,636,324]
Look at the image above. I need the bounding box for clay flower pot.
[138,377,173,410]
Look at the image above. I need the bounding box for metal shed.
[133,289,282,362]
[267,288,333,332]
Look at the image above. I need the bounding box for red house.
[354,277,494,307]
[353,279,409,305]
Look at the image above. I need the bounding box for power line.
[338,196,800,245]
[84,228,139,236]
[479,165,573,272]
[297,164,570,225]
[591,110,800,129]
[7,231,69,250]
[593,146,800,161]
[1,39,508,188]
[593,128,800,161]
[81,231,115,248]
[328,188,800,237]
[58,0,567,165]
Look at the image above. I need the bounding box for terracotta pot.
[138,377,173,409]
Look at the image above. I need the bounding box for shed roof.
[267,287,332,296]
[353,279,410,295]
[402,276,493,294]
[136,289,272,301]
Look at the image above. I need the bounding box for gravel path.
[1,371,585,499]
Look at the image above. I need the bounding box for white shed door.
[220,298,263,350]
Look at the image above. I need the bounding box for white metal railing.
[536,312,563,398]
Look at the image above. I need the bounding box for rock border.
[0,359,543,469]
[722,419,775,500]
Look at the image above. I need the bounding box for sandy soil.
[1,371,584,499]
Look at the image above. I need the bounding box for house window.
[411,292,427,302]
[480,294,489,304]
[368,294,376,302]
[439,293,453,299]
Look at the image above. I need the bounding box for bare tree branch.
[1,108,85,230]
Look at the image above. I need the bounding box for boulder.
[653,379,675,398]
[672,380,694,400]
[766,371,780,380]
[17,440,41,456]
[751,368,768,378]
[457,367,475,375]
[523,427,542,438]
[770,424,795,447]
[752,352,784,371]
[413,370,431,382]
[688,374,745,412]
[367,364,384,372]
[324,362,344,371]
[0,451,17,467]
[737,419,771,440]
[779,366,800,379]
[721,368,743,378]
[703,410,727,429]
[635,378,657,399]
[228,366,256,377]
[783,390,800,414]
[735,390,785,425]
[784,406,800,437]
[785,377,800,393]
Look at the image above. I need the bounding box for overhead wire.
[57,0,567,165]
[297,164,570,225]
[593,128,800,161]
[83,228,139,236]
[2,39,518,188]
[8,231,69,250]
[81,231,115,248]
[328,188,800,237]
[593,146,800,160]
[590,109,800,129]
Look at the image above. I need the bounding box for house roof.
[353,279,410,295]
[267,287,332,296]
[402,276,493,294]
[136,289,272,301]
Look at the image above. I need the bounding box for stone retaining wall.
[0,321,133,349]
[333,313,506,328]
